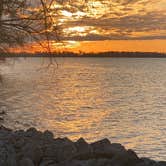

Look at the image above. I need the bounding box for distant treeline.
[0,51,166,58]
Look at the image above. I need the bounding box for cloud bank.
[51,0,166,41]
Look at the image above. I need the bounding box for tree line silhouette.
[0,51,166,58]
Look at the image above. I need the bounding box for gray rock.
[72,139,93,160]
[140,157,157,166]
[19,157,35,166]
[109,149,141,166]
[25,128,39,137]
[0,141,17,166]
[91,158,113,166]
[39,159,57,166]
[0,126,12,140]
[75,138,93,155]
[59,159,88,166]
[14,137,25,149]
[157,161,166,166]
[108,143,127,155]
[21,142,43,165]
[43,130,54,139]
[91,139,112,157]
[90,139,127,159]
[60,159,113,166]
[0,126,165,166]
[44,138,77,162]
[91,138,111,153]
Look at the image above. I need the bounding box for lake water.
[0,57,166,161]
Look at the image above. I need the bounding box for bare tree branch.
[0,0,60,53]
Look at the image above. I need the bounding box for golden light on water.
[2,56,166,160]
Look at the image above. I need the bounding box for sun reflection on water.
[1,58,166,161]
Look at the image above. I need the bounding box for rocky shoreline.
[0,126,165,166]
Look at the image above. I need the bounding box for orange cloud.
[10,40,166,53]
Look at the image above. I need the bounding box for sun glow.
[85,1,110,18]
[67,27,86,33]
[61,10,73,17]
[62,26,93,37]
[10,1,166,53]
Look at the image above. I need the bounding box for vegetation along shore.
[0,52,166,58]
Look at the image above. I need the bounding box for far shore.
[0,51,166,58]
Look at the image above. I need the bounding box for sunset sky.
[16,0,166,53]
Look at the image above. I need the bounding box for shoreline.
[0,51,166,58]
[0,126,165,166]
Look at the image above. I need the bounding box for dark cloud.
[53,0,166,40]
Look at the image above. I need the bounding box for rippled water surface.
[0,57,166,160]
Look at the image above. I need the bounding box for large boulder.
[25,128,42,138]
[0,141,17,166]
[108,150,141,166]
[0,126,165,166]
[157,161,166,166]
[139,158,158,166]
[91,139,127,159]
[39,160,58,166]
[43,130,54,139]
[73,138,93,159]
[21,142,43,165]
[43,137,77,162]
[91,138,111,153]
[19,157,35,166]
[0,126,12,141]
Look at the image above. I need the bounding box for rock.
[0,141,17,166]
[14,130,25,137]
[127,149,140,160]
[60,158,113,166]
[157,161,166,166]
[0,126,165,166]
[14,137,25,149]
[74,138,93,156]
[90,139,127,159]
[0,128,12,140]
[44,138,77,162]
[140,157,157,166]
[59,159,88,166]
[0,125,12,131]
[43,130,54,139]
[91,138,111,153]
[91,138,112,157]
[92,158,113,166]
[25,128,39,137]
[126,149,141,165]
[72,139,93,160]
[21,142,43,165]
[73,139,126,160]
[107,143,127,156]
[39,160,57,166]
[19,158,34,166]
[109,149,141,166]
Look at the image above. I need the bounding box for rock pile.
[0,126,165,166]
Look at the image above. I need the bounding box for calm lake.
[0,57,166,160]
